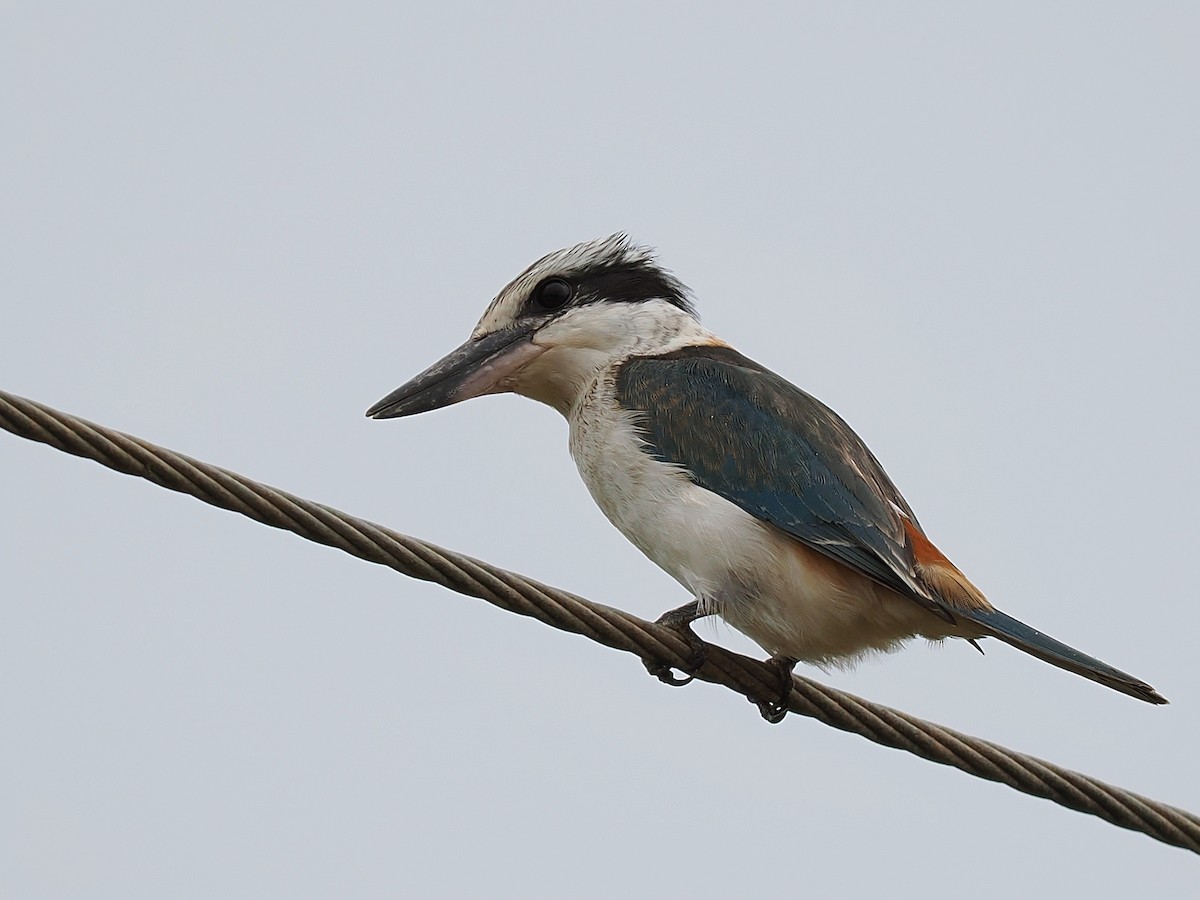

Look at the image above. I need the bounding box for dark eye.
[532,277,573,311]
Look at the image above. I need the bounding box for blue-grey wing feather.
[615,345,929,605]
[614,347,1169,703]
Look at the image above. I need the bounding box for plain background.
[2,4,1197,897]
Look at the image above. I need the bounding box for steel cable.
[2,388,1196,853]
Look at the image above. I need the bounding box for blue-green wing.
[615,345,936,609]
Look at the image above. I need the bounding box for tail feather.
[958,607,1167,705]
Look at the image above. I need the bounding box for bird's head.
[367,234,701,418]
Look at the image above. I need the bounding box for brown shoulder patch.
[902,519,993,612]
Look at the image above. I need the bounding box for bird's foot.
[753,655,798,724]
[643,601,707,686]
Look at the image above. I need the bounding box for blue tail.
[960,607,1167,704]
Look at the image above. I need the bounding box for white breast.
[567,373,959,666]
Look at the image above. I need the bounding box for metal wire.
[2,387,1196,853]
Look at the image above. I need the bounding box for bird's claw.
[643,603,707,687]
[751,656,797,724]
[644,659,697,686]
[755,698,789,724]
[643,634,706,686]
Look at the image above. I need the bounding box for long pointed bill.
[366,322,544,419]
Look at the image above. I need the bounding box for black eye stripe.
[521,261,694,319]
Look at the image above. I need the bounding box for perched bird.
[368,234,1166,720]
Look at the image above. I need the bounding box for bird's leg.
[753,655,798,724]
[643,600,707,686]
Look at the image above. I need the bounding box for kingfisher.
[367,234,1166,720]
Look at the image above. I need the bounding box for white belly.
[568,385,955,666]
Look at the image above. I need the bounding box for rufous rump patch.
[902,519,992,612]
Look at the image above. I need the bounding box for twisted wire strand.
[2,388,1196,853]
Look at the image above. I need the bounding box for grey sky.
[2,4,1197,897]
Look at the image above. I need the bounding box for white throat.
[508,300,719,416]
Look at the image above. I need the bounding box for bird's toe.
[751,655,797,724]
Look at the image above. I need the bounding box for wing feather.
[615,345,946,616]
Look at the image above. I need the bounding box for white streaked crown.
[464,234,713,415]
[472,233,691,337]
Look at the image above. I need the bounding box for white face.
[472,233,643,336]
[466,234,710,414]
[512,300,709,414]
[367,234,714,421]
